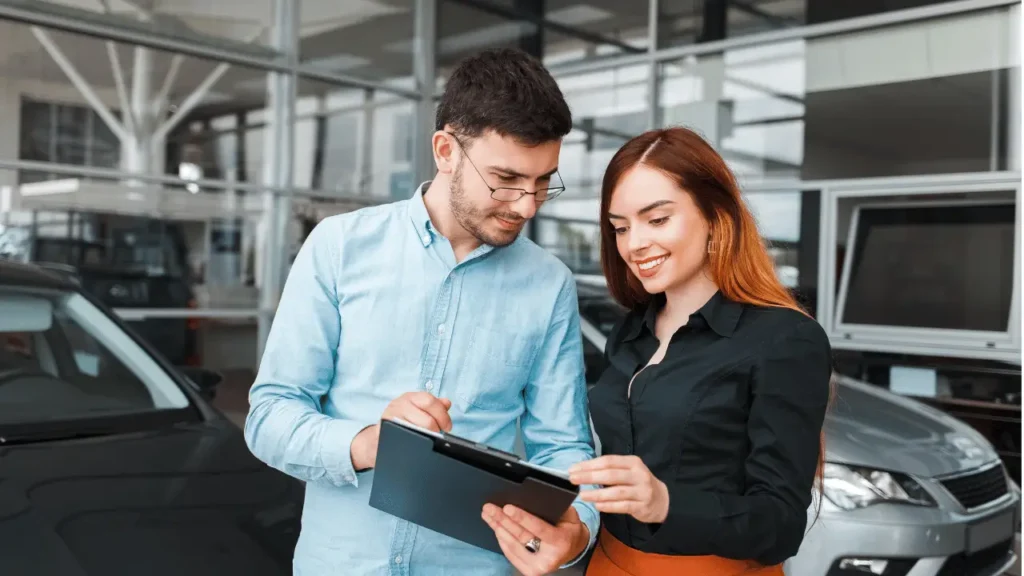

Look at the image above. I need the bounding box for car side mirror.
[178,366,223,400]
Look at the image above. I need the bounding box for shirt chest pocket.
[457,325,541,410]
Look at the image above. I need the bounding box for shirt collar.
[407,180,435,247]
[623,290,743,341]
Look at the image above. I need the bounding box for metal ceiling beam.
[29,26,129,142]
[105,41,135,134]
[445,0,646,54]
[546,0,1018,77]
[729,0,798,29]
[0,0,422,98]
[153,26,267,142]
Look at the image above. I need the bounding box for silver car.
[574,279,1021,576]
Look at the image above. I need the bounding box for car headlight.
[823,463,936,510]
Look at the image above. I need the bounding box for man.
[244,48,598,576]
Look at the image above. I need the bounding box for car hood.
[824,376,999,478]
[0,419,303,576]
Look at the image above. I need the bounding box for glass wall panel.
[551,64,650,210]
[534,216,602,275]
[437,0,650,81]
[656,0,971,48]
[289,79,417,202]
[299,0,415,82]
[0,19,286,360]
[745,189,820,314]
[658,6,1020,181]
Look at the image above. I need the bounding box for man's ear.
[433,130,456,175]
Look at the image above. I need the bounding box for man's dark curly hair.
[436,48,572,147]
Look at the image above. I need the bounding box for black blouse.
[588,291,832,566]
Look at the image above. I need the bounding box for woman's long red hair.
[599,127,830,513]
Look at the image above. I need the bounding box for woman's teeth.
[638,257,666,270]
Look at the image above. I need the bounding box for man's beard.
[449,162,524,248]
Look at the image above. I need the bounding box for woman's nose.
[627,229,651,254]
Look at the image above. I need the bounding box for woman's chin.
[636,274,669,295]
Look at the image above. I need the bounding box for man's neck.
[422,178,482,262]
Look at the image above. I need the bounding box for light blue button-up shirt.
[245,184,599,575]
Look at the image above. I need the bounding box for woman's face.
[608,165,710,296]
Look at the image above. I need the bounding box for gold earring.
[707,240,717,254]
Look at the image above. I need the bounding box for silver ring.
[524,536,541,554]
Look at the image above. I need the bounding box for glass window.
[19,98,124,184]
[0,288,190,427]
[535,217,602,275]
[437,0,649,81]
[657,0,970,48]
[554,64,650,199]
[745,190,821,315]
[838,200,1016,332]
[300,0,414,82]
[658,6,1019,181]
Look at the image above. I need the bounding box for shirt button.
[343,474,354,483]
[425,380,434,390]
[437,323,445,334]
[421,235,430,243]
[394,555,403,564]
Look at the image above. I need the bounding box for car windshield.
[0,286,191,429]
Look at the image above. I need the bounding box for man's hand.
[482,503,589,576]
[350,392,453,471]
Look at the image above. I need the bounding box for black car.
[0,260,302,576]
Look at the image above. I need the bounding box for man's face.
[448,131,561,247]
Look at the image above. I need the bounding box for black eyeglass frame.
[445,131,566,203]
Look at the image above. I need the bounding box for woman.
[568,127,833,576]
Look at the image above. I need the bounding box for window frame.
[821,177,1021,363]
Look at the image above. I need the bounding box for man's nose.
[510,194,538,220]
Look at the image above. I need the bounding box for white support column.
[413,0,437,186]
[646,0,660,130]
[1008,2,1020,171]
[124,45,154,175]
[257,0,298,359]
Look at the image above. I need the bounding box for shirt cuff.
[319,418,372,488]
[560,499,599,568]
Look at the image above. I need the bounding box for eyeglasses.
[447,132,566,203]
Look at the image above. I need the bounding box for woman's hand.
[569,455,670,524]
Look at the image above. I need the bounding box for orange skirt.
[585,527,785,576]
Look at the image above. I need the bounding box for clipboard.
[368,418,580,554]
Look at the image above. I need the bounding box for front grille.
[940,464,1009,510]
[936,538,1014,576]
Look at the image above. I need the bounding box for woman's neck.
[659,271,720,331]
